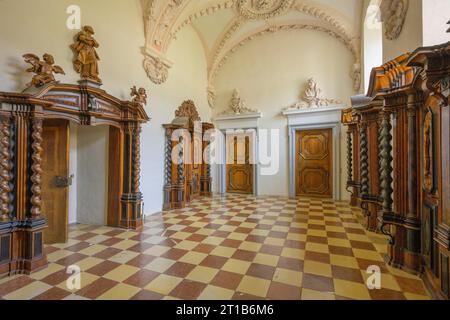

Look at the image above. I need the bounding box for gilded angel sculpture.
[71,25,101,83]
[130,86,148,107]
[23,53,65,88]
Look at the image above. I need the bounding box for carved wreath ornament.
[237,0,295,20]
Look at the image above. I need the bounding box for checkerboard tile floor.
[0,195,431,300]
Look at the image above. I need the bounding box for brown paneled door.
[41,119,70,244]
[296,129,333,198]
[226,132,254,194]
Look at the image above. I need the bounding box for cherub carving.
[71,25,101,83]
[23,53,65,88]
[130,86,148,107]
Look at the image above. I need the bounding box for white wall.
[0,0,211,216]
[422,0,450,46]
[212,30,354,200]
[76,126,109,225]
[382,0,423,61]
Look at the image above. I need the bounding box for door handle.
[54,174,74,188]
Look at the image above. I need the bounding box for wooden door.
[226,133,254,194]
[41,119,70,244]
[296,129,333,198]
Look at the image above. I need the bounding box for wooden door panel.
[42,119,69,244]
[226,134,254,194]
[296,129,333,198]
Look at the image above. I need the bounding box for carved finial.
[71,25,102,83]
[286,78,341,110]
[130,86,148,107]
[23,53,65,88]
[175,100,201,122]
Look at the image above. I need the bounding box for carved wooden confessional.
[163,100,214,210]
[342,41,450,299]
[0,82,149,276]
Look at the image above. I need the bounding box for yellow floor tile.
[305,242,329,254]
[144,245,171,256]
[329,254,360,269]
[145,275,182,296]
[103,265,140,282]
[273,268,303,287]
[210,246,237,258]
[186,266,219,283]
[144,257,176,273]
[97,283,140,300]
[221,259,252,275]
[198,285,234,300]
[254,253,279,267]
[281,248,305,260]
[236,276,271,297]
[179,251,208,265]
[334,279,371,300]
[303,261,332,277]
[352,249,384,262]
[239,241,262,252]
[4,281,52,300]
[30,263,65,280]
[78,244,108,256]
[301,288,335,300]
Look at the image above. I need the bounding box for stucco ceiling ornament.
[380,0,409,40]
[286,78,341,110]
[142,50,172,85]
[207,85,217,109]
[237,0,295,20]
[219,89,259,115]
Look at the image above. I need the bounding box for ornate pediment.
[174,100,201,122]
[218,89,259,116]
[285,78,342,111]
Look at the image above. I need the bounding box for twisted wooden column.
[0,116,13,221]
[177,136,184,185]
[379,111,394,212]
[164,131,173,186]
[30,118,43,219]
[132,125,141,194]
[347,130,353,183]
[359,123,369,196]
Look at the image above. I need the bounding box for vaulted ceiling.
[141,0,365,107]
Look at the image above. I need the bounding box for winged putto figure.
[23,53,65,88]
[130,86,148,107]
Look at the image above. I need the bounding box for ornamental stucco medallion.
[237,0,294,20]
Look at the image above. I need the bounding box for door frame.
[288,122,341,200]
[219,128,259,196]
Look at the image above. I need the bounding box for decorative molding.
[284,78,342,111]
[236,0,294,20]
[380,0,409,41]
[207,85,217,108]
[142,48,173,85]
[209,23,361,92]
[219,89,260,116]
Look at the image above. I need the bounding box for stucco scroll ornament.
[23,53,65,88]
[350,62,362,92]
[380,0,409,40]
[286,78,341,110]
[143,53,171,85]
[131,86,148,107]
[219,90,259,115]
[237,0,294,20]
